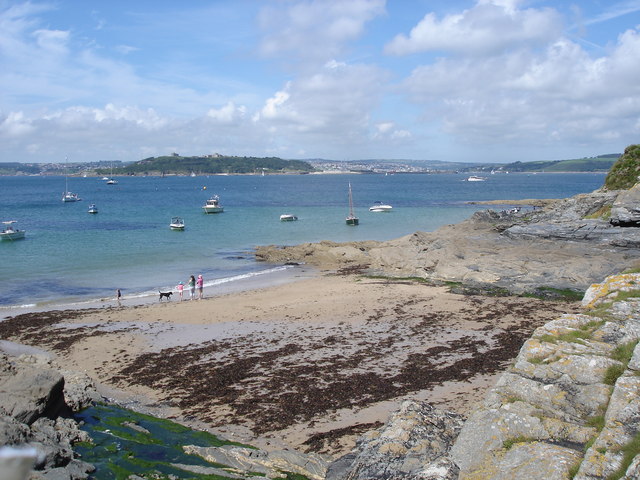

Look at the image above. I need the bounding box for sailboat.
[106,163,118,184]
[62,157,81,202]
[346,182,359,226]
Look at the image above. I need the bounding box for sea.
[0,172,606,316]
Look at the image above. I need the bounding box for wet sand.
[0,270,581,457]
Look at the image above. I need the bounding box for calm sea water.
[0,172,605,313]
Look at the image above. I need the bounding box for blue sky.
[1,0,639,163]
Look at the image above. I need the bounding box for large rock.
[326,401,464,480]
[0,353,96,479]
[610,183,640,226]
[0,355,67,425]
[184,444,328,480]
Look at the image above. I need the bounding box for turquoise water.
[0,172,606,311]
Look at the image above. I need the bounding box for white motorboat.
[346,182,359,226]
[170,217,185,230]
[88,204,98,214]
[369,201,393,212]
[0,221,26,241]
[202,195,224,214]
[466,175,486,182]
[280,214,298,222]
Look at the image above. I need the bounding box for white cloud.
[206,102,247,124]
[32,28,68,54]
[385,0,563,56]
[402,25,640,147]
[376,122,394,134]
[258,0,385,64]
[253,61,390,148]
[115,44,138,55]
[0,111,34,136]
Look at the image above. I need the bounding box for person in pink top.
[176,282,184,301]
[196,274,204,299]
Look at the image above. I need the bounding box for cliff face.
[328,273,640,480]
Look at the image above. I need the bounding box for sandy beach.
[0,269,581,458]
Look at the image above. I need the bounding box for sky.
[1,0,639,164]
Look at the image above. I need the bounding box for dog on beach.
[159,291,173,301]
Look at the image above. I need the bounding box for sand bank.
[0,271,580,457]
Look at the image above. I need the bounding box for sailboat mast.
[65,156,69,193]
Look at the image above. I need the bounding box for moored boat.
[62,157,81,201]
[280,214,298,221]
[466,175,486,182]
[346,182,359,226]
[369,201,393,212]
[88,204,98,214]
[0,221,26,241]
[62,191,81,202]
[202,195,224,214]
[170,217,185,230]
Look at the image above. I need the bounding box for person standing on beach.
[196,274,204,299]
[176,282,184,301]
[116,288,121,306]
[188,275,196,300]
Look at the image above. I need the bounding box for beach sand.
[0,270,581,457]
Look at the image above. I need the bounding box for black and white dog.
[159,291,173,301]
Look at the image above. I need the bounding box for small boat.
[346,182,359,226]
[466,175,486,182]
[62,191,81,202]
[280,214,298,222]
[88,204,98,214]
[105,163,118,184]
[369,201,393,212]
[202,195,224,214]
[170,217,185,230]
[101,176,109,181]
[0,221,26,241]
[62,157,81,201]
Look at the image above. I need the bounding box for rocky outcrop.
[255,190,640,294]
[184,444,328,480]
[326,401,464,480]
[450,273,640,479]
[330,273,640,479]
[0,353,97,479]
[610,183,640,227]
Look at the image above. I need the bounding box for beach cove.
[0,269,580,458]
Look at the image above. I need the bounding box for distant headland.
[0,151,621,176]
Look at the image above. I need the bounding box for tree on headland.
[604,144,640,190]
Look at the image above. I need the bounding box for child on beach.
[176,282,184,301]
[196,274,204,299]
[188,275,196,300]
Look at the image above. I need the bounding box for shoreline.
[0,264,316,320]
[0,270,582,457]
